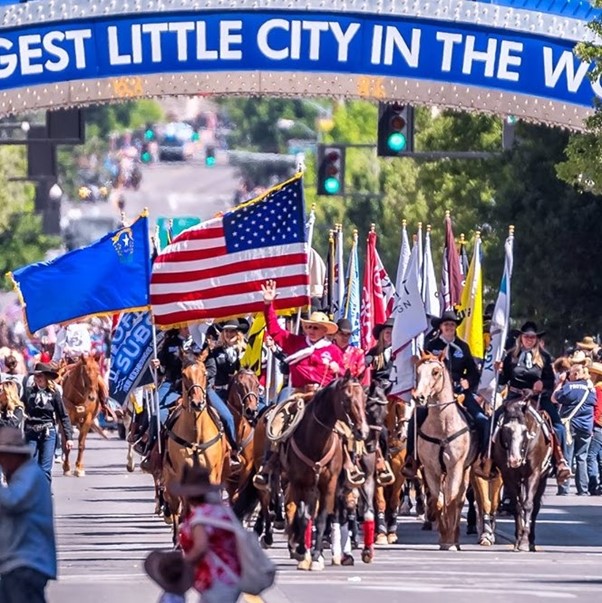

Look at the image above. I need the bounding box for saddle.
[266,395,306,443]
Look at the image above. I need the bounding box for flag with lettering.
[479,230,514,404]
[151,174,309,326]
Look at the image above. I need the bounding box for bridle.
[414,357,456,408]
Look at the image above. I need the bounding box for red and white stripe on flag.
[150,175,310,326]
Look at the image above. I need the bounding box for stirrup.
[376,461,395,486]
[344,467,366,488]
[253,469,270,491]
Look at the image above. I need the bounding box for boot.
[551,432,572,484]
[253,449,276,491]
[401,455,420,480]
[473,454,497,479]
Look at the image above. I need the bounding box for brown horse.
[61,355,105,477]
[162,353,227,541]
[283,374,369,571]
[492,398,552,552]
[375,395,412,544]
[414,352,477,550]
[225,369,261,499]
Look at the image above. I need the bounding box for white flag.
[375,247,396,317]
[422,227,440,319]
[395,221,411,291]
[334,226,345,320]
[478,232,514,404]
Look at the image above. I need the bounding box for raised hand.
[261,279,277,304]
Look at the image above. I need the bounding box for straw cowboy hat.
[301,311,338,336]
[431,309,463,330]
[576,336,597,351]
[144,550,194,595]
[569,350,590,366]
[168,461,221,498]
[0,427,32,456]
[588,362,602,377]
[32,362,59,380]
[373,317,395,340]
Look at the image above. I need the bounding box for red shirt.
[339,344,369,387]
[264,303,343,388]
[594,384,602,427]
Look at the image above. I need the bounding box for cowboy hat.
[518,321,545,337]
[373,317,395,340]
[336,318,353,335]
[32,362,59,380]
[218,318,247,332]
[0,427,32,456]
[168,462,221,498]
[588,362,602,377]
[431,310,463,330]
[576,336,597,351]
[0,375,23,399]
[301,312,338,336]
[569,350,590,366]
[144,550,194,595]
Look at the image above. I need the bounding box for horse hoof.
[479,535,495,547]
[163,515,173,526]
[74,469,85,477]
[274,520,285,531]
[63,470,72,476]
[415,500,426,516]
[331,554,341,566]
[126,464,135,473]
[291,550,306,562]
[466,525,478,535]
[387,533,398,544]
[260,536,271,550]
[421,521,432,531]
[439,544,460,551]
[375,533,388,545]
[297,554,312,571]
[529,545,537,552]
[310,557,325,571]
[361,548,373,564]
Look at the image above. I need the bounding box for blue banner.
[108,311,164,406]
[0,10,597,108]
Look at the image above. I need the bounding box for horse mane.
[504,400,527,423]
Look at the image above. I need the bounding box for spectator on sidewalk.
[587,362,602,495]
[0,427,57,603]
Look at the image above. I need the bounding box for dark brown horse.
[61,355,105,477]
[492,398,552,552]
[283,373,369,571]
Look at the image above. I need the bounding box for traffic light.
[144,125,155,141]
[140,143,152,163]
[205,145,216,167]
[377,102,414,157]
[317,144,345,196]
[502,115,517,150]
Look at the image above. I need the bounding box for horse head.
[497,400,534,469]
[385,394,413,444]
[181,356,207,412]
[336,370,369,441]
[228,368,261,422]
[413,351,452,406]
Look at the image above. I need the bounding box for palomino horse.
[492,398,552,552]
[225,369,261,499]
[283,374,369,571]
[414,352,477,550]
[375,395,413,544]
[60,355,105,477]
[162,353,227,541]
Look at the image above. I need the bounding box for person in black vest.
[22,363,73,482]
[404,310,486,477]
[365,317,394,395]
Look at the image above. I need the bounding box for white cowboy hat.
[300,312,338,336]
[0,427,32,456]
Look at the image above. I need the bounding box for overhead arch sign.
[0,0,599,129]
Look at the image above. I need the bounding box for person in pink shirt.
[333,319,369,387]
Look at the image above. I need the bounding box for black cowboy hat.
[168,461,220,498]
[431,309,463,330]
[32,362,59,380]
[144,550,194,595]
[218,318,247,333]
[336,318,353,335]
[518,321,545,337]
[373,317,395,340]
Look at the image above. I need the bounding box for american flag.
[151,175,310,326]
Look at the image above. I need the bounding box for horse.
[413,352,477,550]
[162,352,228,542]
[60,354,105,477]
[492,398,552,552]
[375,395,413,544]
[224,369,261,499]
[282,373,369,571]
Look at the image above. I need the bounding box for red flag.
[440,212,463,311]
[361,229,388,350]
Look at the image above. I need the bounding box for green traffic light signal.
[387,132,407,152]
[141,151,152,163]
[205,156,216,167]
[324,177,340,195]
[144,129,154,141]
[192,131,200,142]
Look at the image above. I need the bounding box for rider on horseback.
[403,309,485,477]
[253,279,349,490]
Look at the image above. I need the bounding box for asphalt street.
[47,434,602,603]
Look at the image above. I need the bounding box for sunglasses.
[305,325,322,331]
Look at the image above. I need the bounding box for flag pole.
[295,204,316,334]
[150,320,162,455]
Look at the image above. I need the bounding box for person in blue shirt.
[0,426,56,603]
[553,363,597,496]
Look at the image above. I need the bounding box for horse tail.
[232,468,259,520]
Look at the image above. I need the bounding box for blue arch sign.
[0,0,598,128]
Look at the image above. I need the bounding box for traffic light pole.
[331,142,500,160]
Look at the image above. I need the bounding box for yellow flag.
[240,313,266,376]
[457,234,483,360]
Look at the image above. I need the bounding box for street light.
[276,118,317,139]
[49,183,63,201]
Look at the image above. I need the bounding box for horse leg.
[518,472,544,552]
[311,506,330,571]
[259,489,273,549]
[61,421,72,476]
[528,474,547,552]
[294,499,313,570]
[374,484,387,545]
[439,467,469,550]
[466,484,477,535]
[74,420,91,477]
[126,444,136,473]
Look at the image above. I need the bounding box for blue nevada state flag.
[9,213,151,333]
